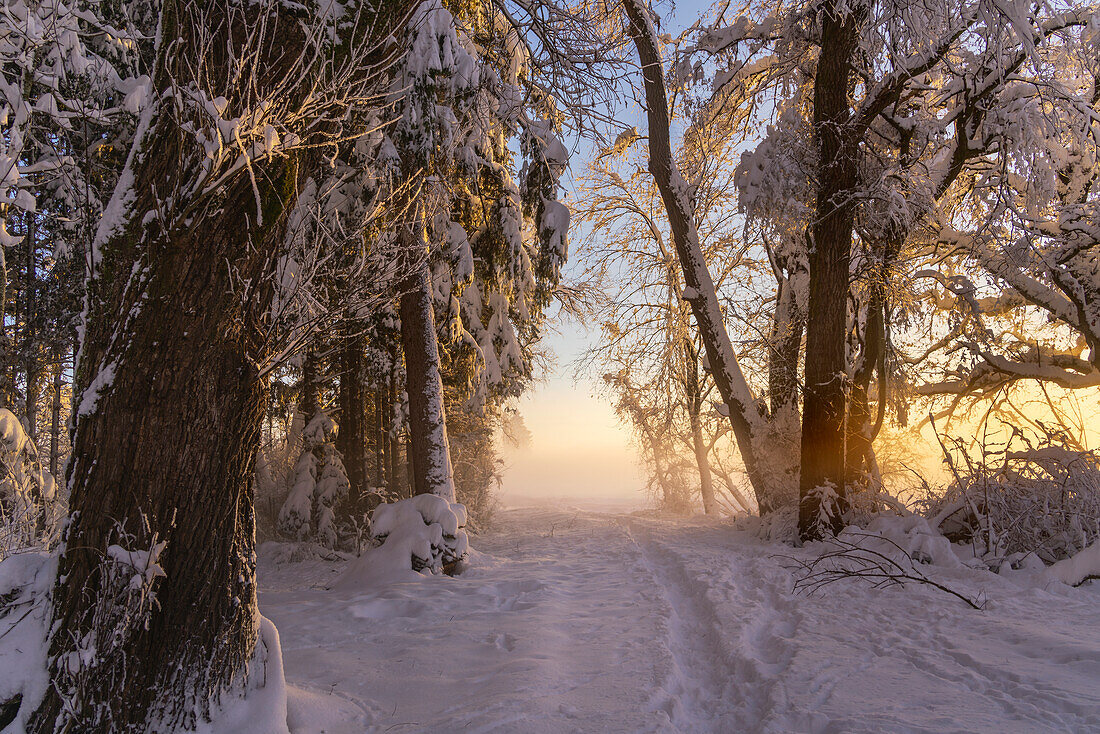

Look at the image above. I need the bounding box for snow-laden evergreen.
[277,412,350,549]
[0,409,57,558]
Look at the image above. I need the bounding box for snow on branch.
[916,352,1100,397]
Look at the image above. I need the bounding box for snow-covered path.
[260,506,1100,734]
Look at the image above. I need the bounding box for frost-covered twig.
[780,532,984,609]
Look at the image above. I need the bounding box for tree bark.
[24,212,39,438]
[846,281,887,490]
[374,383,385,488]
[49,355,62,476]
[0,222,9,408]
[768,256,805,420]
[31,131,289,732]
[386,365,399,494]
[11,216,22,411]
[399,254,456,502]
[301,345,322,421]
[798,0,866,541]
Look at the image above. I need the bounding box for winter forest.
[0,0,1098,731]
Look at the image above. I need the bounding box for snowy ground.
[261,504,1100,734]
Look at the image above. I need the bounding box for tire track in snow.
[621,519,800,733]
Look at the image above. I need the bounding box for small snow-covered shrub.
[844,482,911,528]
[0,409,60,560]
[854,515,963,568]
[371,494,469,574]
[737,503,798,543]
[1046,541,1100,587]
[923,433,1100,566]
[335,495,469,588]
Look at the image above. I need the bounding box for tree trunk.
[798,0,865,541]
[716,467,755,515]
[301,345,322,421]
[30,139,291,732]
[405,435,416,496]
[768,256,806,420]
[846,287,886,490]
[386,366,399,494]
[11,216,22,411]
[0,224,9,408]
[374,384,385,488]
[24,212,39,438]
[623,0,774,512]
[684,339,716,514]
[49,356,62,477]
[29,0,411,728]
[690,413,716,514]
[399,253,456,502]
[605,371,678,509]
[336,323,368,508]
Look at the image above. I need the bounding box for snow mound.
[0,552,55,733]
[257,540,344,567]
[334,495,468,588]
[734,503,798,543]
[1047,541,1100,587]
[851,515,964,568]
[198,616,289,734]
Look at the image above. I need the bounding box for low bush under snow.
[923,440,1100,568]
[335,494,469,588]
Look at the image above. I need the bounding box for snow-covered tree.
[374,0,574,503]
[621,0,808,519]
[688,0,1099,538]
[23,2,419,730]
[0,408,57,558]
